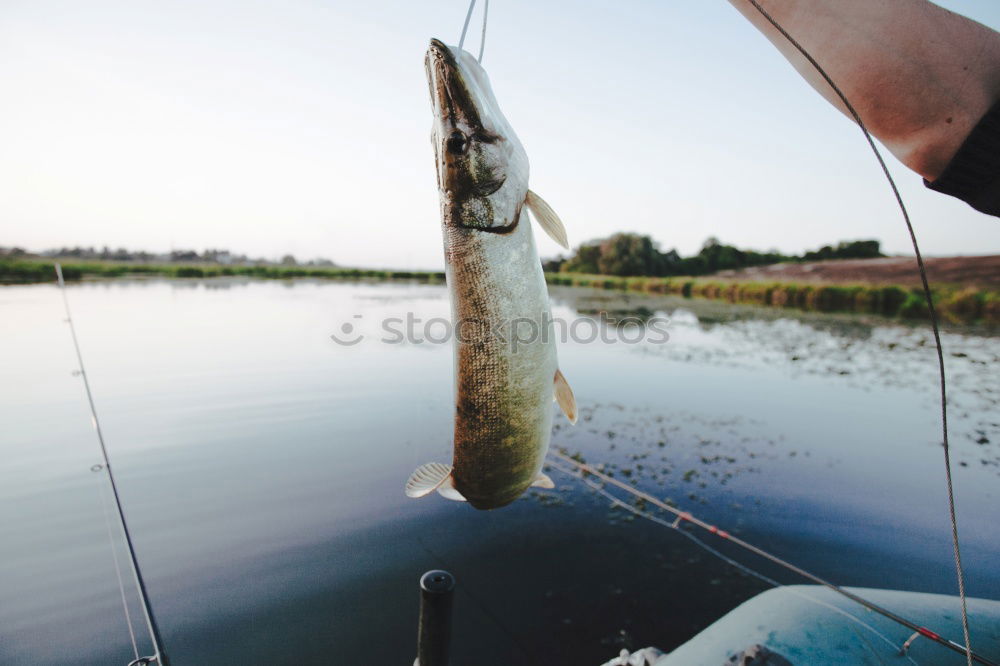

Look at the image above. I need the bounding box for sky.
[1,0,999,269]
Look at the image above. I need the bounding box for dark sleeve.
[924,101,1000,217]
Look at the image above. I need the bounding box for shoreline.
[2,257,997,324]
[546,272,1000,325]
[0,257,445,284]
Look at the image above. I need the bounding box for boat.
[601,585,1000,665]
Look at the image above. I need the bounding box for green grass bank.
[545,272,1000,325]
[0,258,445,284]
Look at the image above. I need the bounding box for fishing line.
[54,264,170,666]
[545,459,919,664]
[477,0,489,64]
[93,464,141,661]
[545,461,782,587]
[740,1,971,662]
[458,0,475,50]
[457,0,489,63]
[548,451,997,665]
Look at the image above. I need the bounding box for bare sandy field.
[714,255,1000,289]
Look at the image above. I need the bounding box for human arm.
[727,0,1000,183]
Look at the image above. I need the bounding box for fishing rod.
[738,1,973,663]
[547,450,998,666]
[545,457,922,664]
[54,264,170,666]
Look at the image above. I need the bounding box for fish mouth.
[427,38,453,64]
[425,38,483,130]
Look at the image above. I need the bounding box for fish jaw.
[425,38,529,233]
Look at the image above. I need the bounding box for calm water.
[1,279,997,665]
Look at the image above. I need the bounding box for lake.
[1,278,997,665]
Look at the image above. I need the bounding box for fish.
[405,38,577,510]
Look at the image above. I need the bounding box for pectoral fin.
[525,189,569,250]
[404,462,468,501]
[405,462,453,498]
[554,369,577,424]
[531,472,555,489]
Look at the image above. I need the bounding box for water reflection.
[0,279,996,665]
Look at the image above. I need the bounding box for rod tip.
[420,570,455,594]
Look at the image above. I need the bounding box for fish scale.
[449,213,555,508]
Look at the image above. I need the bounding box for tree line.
[0,245,337,267]
[542,234,883,277]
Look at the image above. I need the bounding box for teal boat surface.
[602,585,1000,665]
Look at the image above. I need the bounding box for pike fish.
[405,39,577,510]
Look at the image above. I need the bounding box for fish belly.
[444,215,556,509]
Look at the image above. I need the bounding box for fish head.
[425,38,528,232]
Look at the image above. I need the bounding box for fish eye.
[446,131,468,155]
